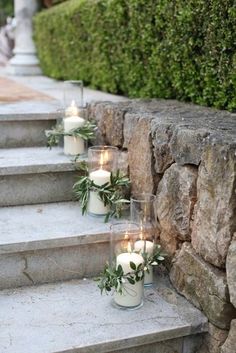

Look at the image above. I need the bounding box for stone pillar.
[8,0,41,75]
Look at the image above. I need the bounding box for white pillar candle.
[114,252,144,308]
[88,169,111,215]
[63,114,85,156]
[134,240,154,285]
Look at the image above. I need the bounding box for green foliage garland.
[73,166,130,222]
[45,120,97,149]
[98,244,166,295]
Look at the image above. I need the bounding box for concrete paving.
[0,272,207,353]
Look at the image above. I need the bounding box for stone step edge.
[0,277,208,353]
[0,111,59,122]
[0,147,79,176]
[0,230,110,255]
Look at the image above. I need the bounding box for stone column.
[8,0,41,75]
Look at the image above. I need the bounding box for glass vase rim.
[110,221,140,232]
[88,145,118,152]
[130,193,156,202]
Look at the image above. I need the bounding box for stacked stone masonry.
[87,99,236,353]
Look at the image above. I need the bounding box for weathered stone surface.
[159,231,180,258]
[226,234,236,308]
[87,101,129,146]
[192,143,236,268]
[118,150,129,175]
[151,121,174,173]
[0,276,207,353]
[170,127,210,166]
[123,112,141,148]
[221,319,236,353]
[128,117,158,194]
[156,163,197,255]
[197,323,228,353]
[170,243,236,329]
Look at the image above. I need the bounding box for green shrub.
[34,0,236,111]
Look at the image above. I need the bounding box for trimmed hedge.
[34,0,236,111]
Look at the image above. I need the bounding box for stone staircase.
[0,106,208,353]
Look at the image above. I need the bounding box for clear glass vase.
[110,221,144,310]
[63,80,86,156]
[130,193,157,286]
[87,146,118,216]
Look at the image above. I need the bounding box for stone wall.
[87,99,236,353]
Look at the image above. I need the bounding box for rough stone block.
[156,164,197,256]
[151,121,174,174]
[170,243,236,329]
[221,319,236,353]
[170,127,210,166]
[226,234,236,308]
[191,143,236,268]
[128,117,157,194]
[87,101,129,146]
[123,111,143,148]
[197,323,228,353]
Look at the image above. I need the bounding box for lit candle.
[63,101,85,155]
[134,238,154,285]
[65,100,79,117]
[114,246,144,308]
[88,152,111,215]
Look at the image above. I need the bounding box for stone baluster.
[8,0,41,75]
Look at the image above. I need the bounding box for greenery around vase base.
[73,166,130,222]
[97,244,166,295]
[45,121,97,149]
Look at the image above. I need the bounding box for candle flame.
[127,241,132,253]
[71,100,76,107]
[100,153,104,168]
[100,150,108,169]
[124,231,128,240]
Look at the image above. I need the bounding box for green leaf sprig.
[45,120,97,149]
[73,168,130,222]
[97,245,166,295]
[97,261,144,295]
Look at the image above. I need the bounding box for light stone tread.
[0,147,77,175]
[0,202,111,254]
[0,276,208,353]
[0,100,61,120]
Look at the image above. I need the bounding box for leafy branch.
[97,261,144,295]
[45,120,97,149]
[97,245,166,295]
[73,169,130,222]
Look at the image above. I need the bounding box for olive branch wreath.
[97,244,166,295]
[73,162,131,222]
[45,121,97,149]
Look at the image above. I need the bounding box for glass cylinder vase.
[63,80,86,156]
[110,222,144,310]
[130,193,157,286]
[88,146,118,216]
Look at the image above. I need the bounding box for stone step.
[0,101,58,148]
[0,147,78,206]
[0,201,111,289]
[0,274,208,353]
